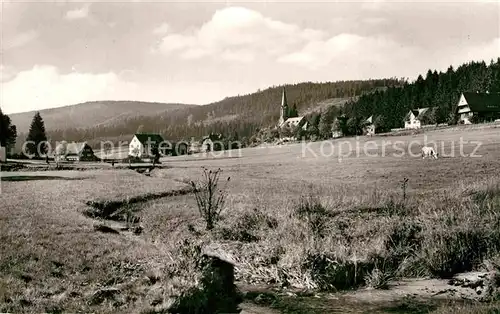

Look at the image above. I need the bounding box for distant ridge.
[10,100,196,132]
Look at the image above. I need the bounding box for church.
[277,87,307,130]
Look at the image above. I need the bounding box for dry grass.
[1,127,500,312]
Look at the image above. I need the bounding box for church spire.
[281,87,288,108]
[278,87,289,127]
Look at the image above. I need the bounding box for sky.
[1,0,499,114]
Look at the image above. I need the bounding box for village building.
[457,92,500,124]
[404,107,433,129]
[129,133,165,158]
[277,88,307,130]
[331,115,347,138]
[55,142,97,162]
[363,116,376,136]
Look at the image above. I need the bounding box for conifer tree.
[26,112,48,158]
[0,107,17,150]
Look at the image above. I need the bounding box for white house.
[364,116,376,136]
[0,146,6,162]
[404,108,431,129]
[457,92,500,124]
[129,133,165,158]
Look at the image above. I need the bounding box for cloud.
[3,30,38,50]
[154,6,326,62]
[0,65,17,83]
[0,65,136,114]
[0,65,255,114]
[65,4,90,20]
[152,23,170,35]
[277,33,413,71]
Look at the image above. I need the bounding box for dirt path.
[240,303,281,314]
[238,272,498,313]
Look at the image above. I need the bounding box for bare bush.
[190,168,230,230]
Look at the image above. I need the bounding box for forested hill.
[11,101,194,133]
[341,59,500,132]
[27,79,400,147]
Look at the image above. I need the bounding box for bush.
[294,195,330,239]
[214,208,278,243]
[420,228,497,278]
[302,253,372,291]
[190,168,231,230]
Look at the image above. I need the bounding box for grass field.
[1,126,500,313]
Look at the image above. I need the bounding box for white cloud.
[0,65,257,114]
[1,65,136,114]
[65,4,90,20]
[278,33,408,70]
[152,23,170,35]
[3,30,38,51]
[154,6,326,62]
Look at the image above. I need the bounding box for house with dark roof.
[129,133,165,158]
[457,92,500,124]
[55,142,97,162]
[404,107,434,129]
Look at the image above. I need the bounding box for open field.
[1,127,500,313]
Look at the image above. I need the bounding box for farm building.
[404,107,434,129]
[55,142,97,162]
[0,146,6,162]
[129,133,166,158]
[363,116,376,136]
[457,92,500,124]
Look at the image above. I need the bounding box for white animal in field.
[421,146,438,159]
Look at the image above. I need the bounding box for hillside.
[10,101,195,133]
[27,79,399,148]
[341,59,500,133]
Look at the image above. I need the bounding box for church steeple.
[281,87,288,108]
[278,87,289,127]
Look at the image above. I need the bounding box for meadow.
[1,126,500,313]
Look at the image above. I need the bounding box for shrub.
[190,168,230,230]
[294,194,329,240]
[364,267,392,290]
[420,228,494,278]
[214,208,277,243]
[302,253,372,291]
